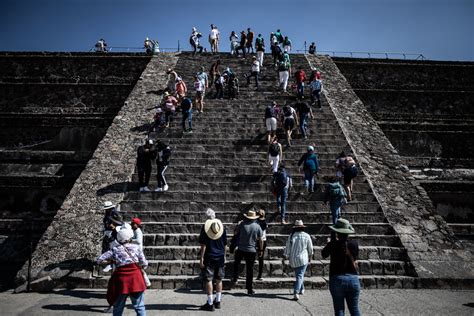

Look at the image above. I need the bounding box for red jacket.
[295,70,306,83]
[107,263,146,305]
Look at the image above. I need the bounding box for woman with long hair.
[322,218,360,316]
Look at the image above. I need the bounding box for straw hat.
[102,201,115,210]
[244,210,259,220]
[204,219,224,240]
[293,219,306,228]
[329,218,355,234]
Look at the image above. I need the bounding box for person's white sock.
[207,294,213,305]
[216,292,222,302]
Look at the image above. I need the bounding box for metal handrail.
[297,49,425,60]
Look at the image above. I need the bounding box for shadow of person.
[145,303,197,311]
[42,304,106,312]
[96,181,135,196]
[228,291,294,301]
[52,289,106,300]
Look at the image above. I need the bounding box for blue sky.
[1,0,473,61]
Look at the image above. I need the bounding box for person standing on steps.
[298,145,320,193]
[209,59,221,91]
[246,27,254,54]
[284,219,313,301]
[322,218,360,316]
[272,164,292,224]
[166,68,179,94]
[214,72,225,99]
[282,36,292,53]
[282,103,299,147]
[209,24,220,54]
[193,72,207,113]
[271,36,282,67]
[308,42,317,55]
[268,138,283,174]
[231,210,263,295]
[175,77,187,103]
[130,217,144,251]
[274,29,284,46]
[155,140,171,192]
[295,66,307,100]
[255,33,265,67]
[190,27,203,56]
[342,156,358,201]
[278,57,291,93]
[163,92,178,128]
[236,30,247,58]
[256,209,267,281]
[324,176,347,226]
[229,31,239,56]
[181,95,193,133]
[295,100,314,139]
[310,73,323,108]
[199,214,227,311]
[246,56,260,89]
[137,139,156,193]
[265,101,280,144]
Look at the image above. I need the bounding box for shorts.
[266,117,277,131]
[204,262,225,282]
[343,167,358,185]
[196,90,203,98]
[211,38,218,46]
[284,117,295,130]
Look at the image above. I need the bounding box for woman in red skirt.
[97,227,148,315]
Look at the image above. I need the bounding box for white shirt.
[194,80,204,92]
[251,60,260,72]
[132,227,144,251]
[230,34,239,43]
[284,231,313,268]
[210,29,220,40]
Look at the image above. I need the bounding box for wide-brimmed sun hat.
[204,218,224,240]
[244,210,259,220]
[329,218,355,234]
[102,201,115,210]
[293,219,306,228]
[117,227,134,243]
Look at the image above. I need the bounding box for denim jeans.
[182,109,192,131]
[247,71,259,87]
[304,170,315,192]
[330,198,344,224]
[299,112,309,138]
[329,274,361,316]
[276,188,288,221]
[297,82,305,98]
[294,264,308,294]
[113,292,146,316]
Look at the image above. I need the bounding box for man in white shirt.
[246,56,260,89]
[209,24,220,53]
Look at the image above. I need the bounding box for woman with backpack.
[322,218,360,316]
[268,138,283,174]
[282,104,299,147]
[324,176,347,225]
[343,156,358,201]
[297,145,320,193]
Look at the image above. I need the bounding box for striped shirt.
[284,231,313,268]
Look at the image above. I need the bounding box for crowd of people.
[94,26,361,316]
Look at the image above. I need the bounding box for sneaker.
[142,186,151,192]
[214,300,221,309]
[102,265,112,273]
[103,306,113,313]
[300,289,305,295]
[293,294,299,301]
[256,277,263,281]
[200,303,215,311]
[155,187,163,192]
[163,184,169,191]
[139,187,145,192]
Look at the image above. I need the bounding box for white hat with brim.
[102,201,115,210]
[204,219,224,240]
[244,210,259,220]
[329,218,355,234]
[293,219,306,228]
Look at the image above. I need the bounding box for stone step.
[163,151,354,160]
[153,145,351,155]
[164,130,345,140]
[120,210,385,223]
[162,138,349,147]
[91,274,418,290]
[138,222,394,235]
[140,258,410,277]
[448,223,474,239]
[142,233,402,248]
[129,178,372,192]
[123,190,376,202]
[120,200,380,213]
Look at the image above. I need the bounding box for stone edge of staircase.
[305,54,473,287]
[14,53,180,290]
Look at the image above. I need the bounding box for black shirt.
[137,145,157,169]
[322,239,359,276]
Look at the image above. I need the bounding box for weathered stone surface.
[30,276,55,293]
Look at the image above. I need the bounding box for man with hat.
[284,220,313,301]
[199,215,227,311]
[102,201,119,253]
[322,218,360,316]
[231,210,263,295]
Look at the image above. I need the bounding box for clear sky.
[1,0,473,61]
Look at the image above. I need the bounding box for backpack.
[328,182,346,199]
[265,106,276,118]
[283,106,292,117]
[273,169,288,191]
[269,143,280,156]
[189,35,194,46]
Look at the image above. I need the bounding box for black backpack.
[274,169,288,190]
[265,106,276,118]
[269,143,280,156]
[283,106,292,117]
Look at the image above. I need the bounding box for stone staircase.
[110,52,417,290]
